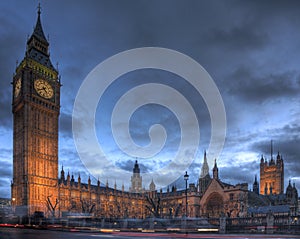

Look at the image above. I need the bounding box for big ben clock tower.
[11,6,60,216]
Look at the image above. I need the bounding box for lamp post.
[184,171,189,217]
[12,198,16,214]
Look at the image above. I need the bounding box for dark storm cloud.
[226,67,300,103]
[167,159,202,191]
[220,161,259,186]
[0,101,12,129]
[253,139,300,163]
[285,162,300,182]
[0,179,11,198]
[0,158,12,197]
[0,148,12,157]
[0,178,10,188]
[0,159,12,178]
[0,11,25,128]
[206,23,269,51]
[59,148,83,171]
[1,0,300,197]
[240,0,300,17]
[249,123,300,185]
[59,147,103,186]
[224,131,258,151]
[250,123,300,159]
[115,159,149,173]
[59,111,72,138]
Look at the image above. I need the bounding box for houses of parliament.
[11,7,298,219]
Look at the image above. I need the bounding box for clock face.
[14,78,21,97]
[34,79,54,99]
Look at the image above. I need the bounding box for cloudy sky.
[0,0,299,198]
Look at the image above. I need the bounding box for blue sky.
[0,0,300,198]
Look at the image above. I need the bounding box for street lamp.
[184,171,189,217]
[12,198,16,213]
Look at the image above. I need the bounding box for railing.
[226,215,300,234]
[2,214,300,234]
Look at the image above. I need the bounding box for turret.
[133,160,140,174]
[67,171,70,185]
[292,183,298,200]
[149,179,156,191]
[60,166,65,181]
[198,151,212,193]
[130,160,142,193]
[286,180,293,198]
[71,173,74,184]
[200,150,209,178]
[97,178,100,194]
[88,176,91,190]
[276,152,280,161]
[260,155,264,164]
[213,159,219,179]
[78,173,81,185]
[276,152,283,167]
[253,175,259,195]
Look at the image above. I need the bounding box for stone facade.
[11,6,298,220]
[130,160,143,193]
[199,160,249,218]
[260,152,284,195]
[11,7,60,216]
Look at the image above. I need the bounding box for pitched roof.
[32,7,48,44]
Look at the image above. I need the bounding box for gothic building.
[260,146,284,195]
[130,160,143,193]
[11,6,298,220]
[11,6,60,216]
[254,145,298,216]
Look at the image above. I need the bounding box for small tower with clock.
[11,5,60,217]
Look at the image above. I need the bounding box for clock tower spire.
[25,4,55,70]
[11,4,60,218]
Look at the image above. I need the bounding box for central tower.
[130,160,143,193]
[260,152,284,195]
[11,6,60,216]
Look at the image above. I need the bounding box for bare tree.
[145,195,161,218]
[69,200,77,211]
[46,195,59,218]
[80,199,95,214]
[174,203,182,217]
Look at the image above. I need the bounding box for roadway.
[0,227,299,239]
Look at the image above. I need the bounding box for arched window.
[205,192,223,217]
